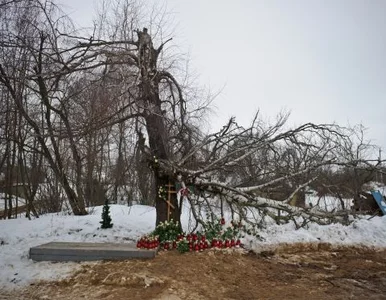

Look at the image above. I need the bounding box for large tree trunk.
[144,103,180,225]
[139,31,180,225]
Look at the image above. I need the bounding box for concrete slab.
[30,242,157,262]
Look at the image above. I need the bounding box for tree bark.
[138,30,179,225]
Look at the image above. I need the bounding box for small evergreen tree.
[100,200,113,229]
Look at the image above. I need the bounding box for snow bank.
[248,215,386,253]
[0,204,156,290]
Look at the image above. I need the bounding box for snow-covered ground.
[0,203,385,290]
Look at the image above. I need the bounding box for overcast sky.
[60,0,386,157]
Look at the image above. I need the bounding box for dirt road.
[3,243,386,300]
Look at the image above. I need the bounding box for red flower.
[220,218,225,225]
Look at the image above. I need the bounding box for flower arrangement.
[136,235,159,249]
[153,219,181,242]
[136,217,249,253]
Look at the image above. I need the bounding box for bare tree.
[0,0,195,220]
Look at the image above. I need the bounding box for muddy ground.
[3,243,386,300]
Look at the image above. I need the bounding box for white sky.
[60,0,386,157]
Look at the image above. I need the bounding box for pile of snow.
[0,203,385,290]
[0,204,156,289]
[247,216,386,252]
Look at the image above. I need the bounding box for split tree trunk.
[138,33,180,225]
